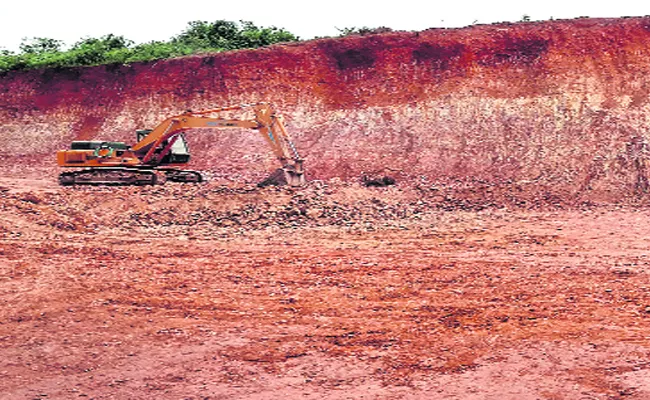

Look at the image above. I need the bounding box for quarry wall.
[2,17,650,201]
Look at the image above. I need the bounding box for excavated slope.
[2,17,650,201]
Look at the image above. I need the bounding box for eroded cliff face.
[2,17,650,201]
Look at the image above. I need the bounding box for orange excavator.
[56,102,305,186]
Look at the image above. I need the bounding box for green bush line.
[0,20,300,73]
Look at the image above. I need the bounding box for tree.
[72,34,132,51]
[174,20,239,50]
[173,20,298,51]
[337,26,393,37]
[0,20,300,72]
[19,37,63,54]
[239,21,298,48]
[69,34,133,65]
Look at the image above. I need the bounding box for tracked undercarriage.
[58,168,203,186]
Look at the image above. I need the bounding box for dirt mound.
[3,17,650,201]
[1,176,599,243]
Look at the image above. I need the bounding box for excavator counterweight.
[56,103,305,186]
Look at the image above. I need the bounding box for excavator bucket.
[258,167,305,187]
[283,167,306,187]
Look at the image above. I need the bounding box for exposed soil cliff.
[2,17,650,201]
[5,18,650,398]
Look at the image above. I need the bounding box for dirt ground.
[2,174,650,399]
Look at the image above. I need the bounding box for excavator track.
[163,169,203,183]
[59,168,157,186]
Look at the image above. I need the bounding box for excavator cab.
[163,135,190,164]
[136,129,191,165]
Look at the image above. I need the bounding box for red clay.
[3,16,650,399]
[1,176,650,398]
[2,17,650,198]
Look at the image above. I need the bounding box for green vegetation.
[336,26,393,37]
[0,20,299,73]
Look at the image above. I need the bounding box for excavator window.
[159,134,191,164]
[171,134,189,156]
[136,129,153,142]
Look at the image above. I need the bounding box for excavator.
[56,102,305,186]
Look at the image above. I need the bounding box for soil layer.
[2,178,650,398]
[3,17,650,200]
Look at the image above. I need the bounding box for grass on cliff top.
[0,20,299,73]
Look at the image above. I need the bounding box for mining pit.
[3,17,650,399]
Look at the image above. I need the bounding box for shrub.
[0,20,300,73]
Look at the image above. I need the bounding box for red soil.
[3,17,650,200]
[2,17,650,399]
[2,178,650,398]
